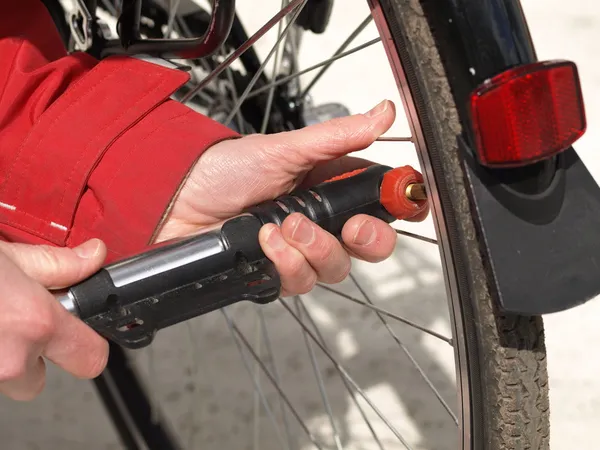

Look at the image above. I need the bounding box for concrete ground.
[1,0,600,448]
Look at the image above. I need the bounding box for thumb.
[0,239,107,289]
[261,99,396,168]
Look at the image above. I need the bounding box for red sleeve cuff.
[0,54,238,261]
[67,100,238,261]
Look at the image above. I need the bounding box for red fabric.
[0,0,238,261]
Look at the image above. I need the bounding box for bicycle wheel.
[47,0,550,449]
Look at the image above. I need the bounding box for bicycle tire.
[376,0,550,448]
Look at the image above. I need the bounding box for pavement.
[1,0,599,449]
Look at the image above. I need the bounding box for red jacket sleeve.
[0,0,238,262]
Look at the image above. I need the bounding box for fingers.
[43,305,109,380]
[0,287,108,401]
[280,214,351,284]
[0,244,109,401]
[259,213,352,297]
[259,213,397,297]
[341,215,397,263]
[262,100,396,169]
[259,224,318,296]
[0,239,107,289]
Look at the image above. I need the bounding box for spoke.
[296,299,385,450]
[281,17,302,95]
[224,1,308,126]
[191,88,215,106]
[147,346,160,424]
[349,274,458,425]
[221,310,292,450]
[260,0,288,134]
[100,0,118,16]
[185,322,210,449]
[185,325,198,448]
[246,37,382,100]
[223,49,248,134]
[394,229,438,245]
[316,284,452,345]
[223,309,324,450]
[252,311,262,450]
[166,0,181,37]
[279,299,414,450]
[180,0,306,104]
[294,297,343,450]
[300,15,373,99]
[257,308,296,450]
[376,137,413,142]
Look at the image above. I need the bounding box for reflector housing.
[469,60,586,168]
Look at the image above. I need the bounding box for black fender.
[417,0,600,315]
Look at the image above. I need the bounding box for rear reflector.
[469,60,586,168]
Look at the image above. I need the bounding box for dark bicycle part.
[57,165,426,349]
[97,0,171,39]
[93,342,181,450]
[41,0,73,47]
[296,0,334,33]
[174,11,304,133]
[99,0,236,59]
[418,0,600,314]
[69,0,94,50]
[139,1,170,39]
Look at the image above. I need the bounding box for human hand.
[158,100,421,296]
[0,239,108,401]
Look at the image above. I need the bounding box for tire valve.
[405,183,427,201]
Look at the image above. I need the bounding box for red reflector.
[470,60,586,167]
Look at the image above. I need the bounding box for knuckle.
[22,308,57,344]
[38,245,62,270]
[316,238,337,264]
[328,122,352,148]
[324,114,375,143]
[33,245,73,281]
[310,118,351,151]
[328,260,352,285]
[295,271,317,295]
[285,253,307,278]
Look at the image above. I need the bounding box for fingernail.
[365,100,388,118]
[353,220,376,246]
[266,227,287,251]
[291,217,315,245]
[74,239,101,259]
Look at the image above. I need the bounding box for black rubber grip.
[71,269,116,319]
[247,165,396,235]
